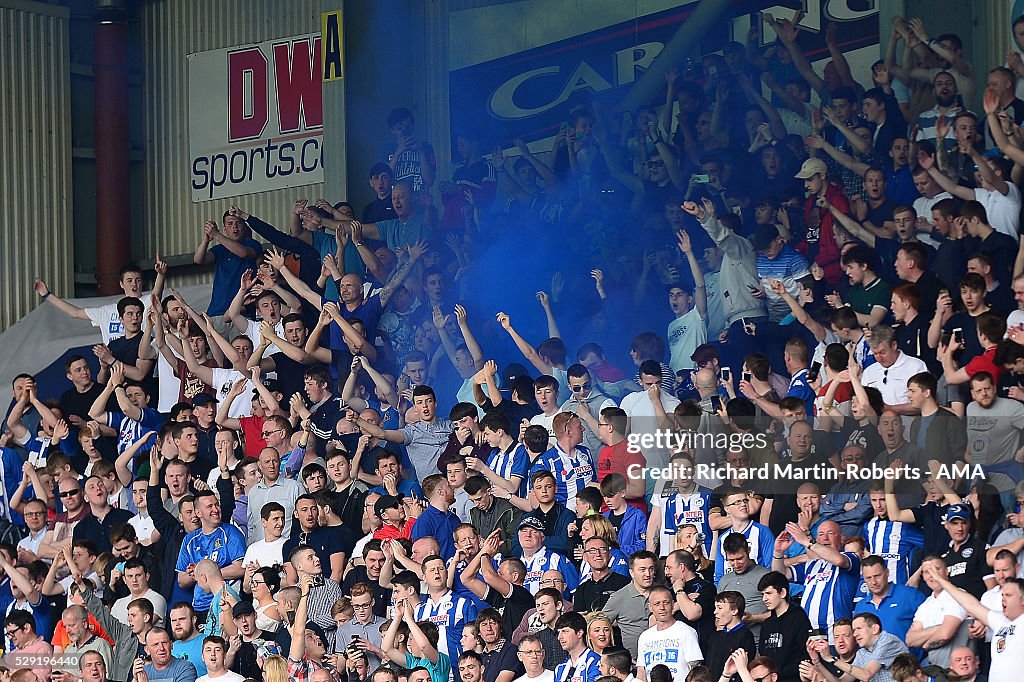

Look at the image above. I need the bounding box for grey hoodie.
[698,213,767,324]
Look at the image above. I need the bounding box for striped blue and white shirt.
[864,517,925,584]
[415,589,478,664]
[554,647,602,682]
[792,552,862,631]
[488,443,531,497]
[714,521,775,583]
[530,444,596,507]
[653,487,718,557]
[521,547,581,595]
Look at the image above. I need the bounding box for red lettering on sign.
[273,38,323,133]
[227,48,270,142]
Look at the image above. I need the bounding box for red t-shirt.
[965,346,1002,382]
[373,518,416,541]
[597,441,648,514]
[239,415,267,458]
[817,380,854,404]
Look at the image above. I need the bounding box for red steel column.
[93,1,130,295]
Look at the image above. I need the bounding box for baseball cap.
[794,157,828,179]
[943,504,972,523]
[518,516,545,532]
[232,602,256,618]
[753,225,781,252]
[305,621,329,648]
[502,363,531,386]
[192,394,217,407]
[374,495,403,518]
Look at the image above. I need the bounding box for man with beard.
[411,475,460,560]
[966,372,1024,493]
[916,72,962,146]
[167,603,208,677]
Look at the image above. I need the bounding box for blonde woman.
[585,612,614,655]
[262,655,287,682]
[676,524,715,582]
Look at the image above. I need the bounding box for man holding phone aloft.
[666,230,708,377]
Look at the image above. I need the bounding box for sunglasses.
[570,383,592,392]
[59,489,80,498]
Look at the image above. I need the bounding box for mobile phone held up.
[806,361,821,383]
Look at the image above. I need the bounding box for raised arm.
[324,302,377,360]
[920,150,974,201]
[824,22,857,89]
[677,230,707,318]
[822,106,872,156]
[806,134,870,177]
[224,271,255,334]
[452,304,485,370]
[986,101,1024,166]
[303,309,334,364]
[115,430,157,487]
[908,18,972,78]
[923,562,992,626]
[513,138,557,186]
[381,598,411,665]
[738,74,787,140]
[32,278,89,320]
[378,240,426,306]
[883,466,920,523]
[405,604,439,664]
[351,221,389,284]
[770,280,826,341]
[490,147,534,205]
[347,409,406,445]
[359,356,401,410]
[770,12,826,95]
[432,306,461,369]
[496,312,552,375]
[264,247,323,308]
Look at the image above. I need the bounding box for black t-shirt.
[179,455,215,482]
[109,332,143,366]
[59,383,110,424]
[998,371,1024,400]
[842,420,885,462]
[865,198,898,226]
[942,537,990,598]
[678,575,716,639]
[285,524,356,575]
[488,398,541,428]
[362,195,397,224]
[759,605,812,682]
[482,641,523,682]
[342,566,392,617]
[911,501,950,555]
[331,483,367,532]
[72,507,134,554]
[573,571,630,613]
[943,311,984,365]
[906,271,946,324]
[485,582,535,636]
[270,351,308,403]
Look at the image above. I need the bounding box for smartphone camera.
[806,361,821,383]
